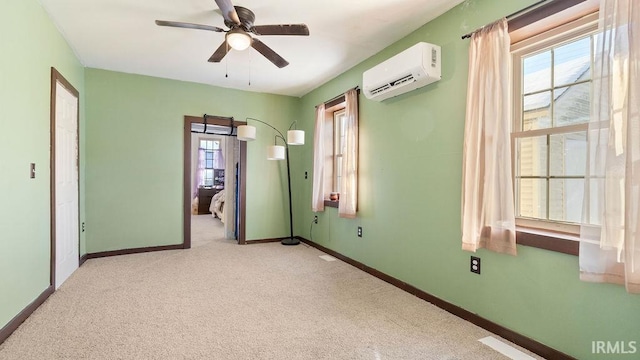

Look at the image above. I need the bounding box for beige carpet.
[190,214,226,248]
[0,216,542,359]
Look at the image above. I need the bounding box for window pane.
[549,179,584,223]
[206,152,213,160]
[339,115,347,151]
[213,140,220,150]
[335,112,346,156]
[549,132,587,176]
[335,156,342,193]
[553,83,590,127]
[523,92,552,130]
[523,51,551,93]
[583,177,603,225]
[517,136,548,177]
[554,37,591,87]
[513,17,596,232]
[206,159,213,169]
[517,178,547,219]
[333,110,346,195]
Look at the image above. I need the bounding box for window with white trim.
[333,109,346,194]
[511,15,598,235]
[199,139,222,187]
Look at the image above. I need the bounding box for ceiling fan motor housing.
[225,6,255,30]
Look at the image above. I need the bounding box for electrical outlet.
[357,226,362,237]
[470,256,481,274]
[313,215,318,224]
[82,222,85,232]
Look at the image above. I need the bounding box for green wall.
[293,0,640,359]
[0,0,85,329]
[84,69,299,252]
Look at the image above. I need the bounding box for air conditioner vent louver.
[370,74,416,96]
[391,74,415,87]
[362,42,441,101]
[370,84,391,96]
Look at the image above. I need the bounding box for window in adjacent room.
[511,15,598,235]
[199,139,222,187]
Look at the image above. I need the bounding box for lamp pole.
[243,118,299,246]
[281,143,297,245]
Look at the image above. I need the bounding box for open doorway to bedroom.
[191,136,227,247]
[183,115,247,248]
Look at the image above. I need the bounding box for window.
[511,15,598,237]
[199,139,222,187]
[333,109,347,194]
[312,89,359,215]
[320,101,346,206]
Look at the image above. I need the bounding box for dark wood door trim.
[50,67,80,288]
[183,115,247,248]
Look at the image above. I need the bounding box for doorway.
[191,135,226,246]
[183,115,247,247]
[50,68,80,289]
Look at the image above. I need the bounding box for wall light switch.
[30,163,36,179]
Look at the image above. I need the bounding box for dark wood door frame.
[50,67,81,288]
[183,115,247,247]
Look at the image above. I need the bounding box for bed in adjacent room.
[209,189,225,222]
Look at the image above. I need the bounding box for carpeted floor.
[190,214,226,248]
[0,215,542,359]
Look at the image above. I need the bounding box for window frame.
[510,12,599,255]
[322,97,346,208]
[199,138,221,187]
[333,108,346,195]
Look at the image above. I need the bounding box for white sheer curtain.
[212,148,224,169]
[579,0,640,293]
[461,19,517,255]
[194,148,205,198]
[312,104,326,212]
[338,89,358,218]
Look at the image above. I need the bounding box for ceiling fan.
[155,0,309,68]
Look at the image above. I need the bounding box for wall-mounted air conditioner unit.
[362,42,441,101]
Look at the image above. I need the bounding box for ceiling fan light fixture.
[226,29,252,51]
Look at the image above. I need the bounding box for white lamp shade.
[237,125,256,141]
[267,145,286,160]
[226,31,252,51]
[287,130,305,145]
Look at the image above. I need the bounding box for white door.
[55,81,79,289]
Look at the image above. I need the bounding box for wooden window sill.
[516,227,579,256]
[324,200,339,208]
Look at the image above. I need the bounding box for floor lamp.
[237,118,304,245]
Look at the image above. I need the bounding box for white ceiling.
[39,0,465,97]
